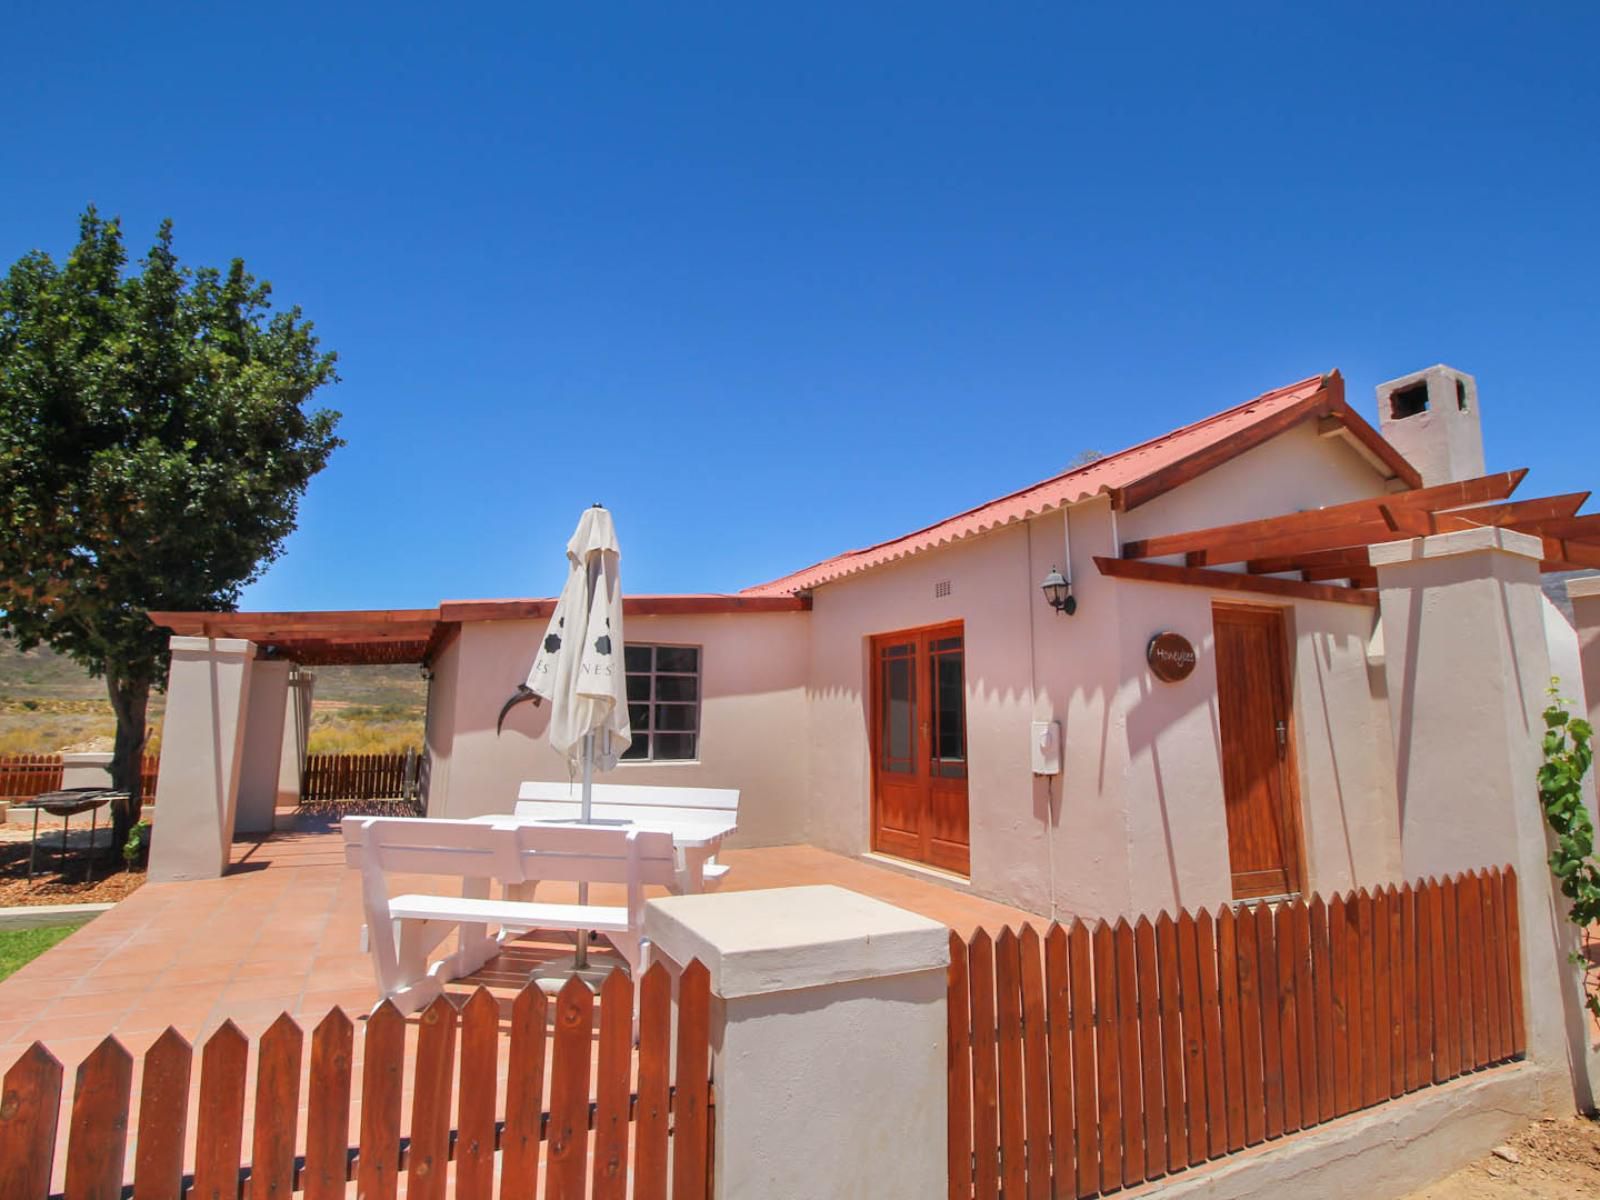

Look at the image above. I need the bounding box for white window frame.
[621,642,703,764]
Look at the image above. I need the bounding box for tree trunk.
[106,668,151,855]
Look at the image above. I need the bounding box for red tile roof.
[743,371,1415,596]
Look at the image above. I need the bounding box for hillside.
[0,640,425,755]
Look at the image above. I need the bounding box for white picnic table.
[465,811,736,895]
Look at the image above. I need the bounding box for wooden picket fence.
[0,963,714,1200]
[301,750,418,805]
[948,866,1527,1200]
[0,753,160,803]
[140,755,159,801]
[0,754,62,800]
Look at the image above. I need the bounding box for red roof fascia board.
[438,594,810,622]
[745,371,1413,596]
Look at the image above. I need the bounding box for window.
[621,644,701,761]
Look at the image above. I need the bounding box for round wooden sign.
[1147,631,1197,682]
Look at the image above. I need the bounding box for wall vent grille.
[934,580,952,598]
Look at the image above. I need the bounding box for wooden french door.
[1213,604,1304,900]
[870,623,970,875]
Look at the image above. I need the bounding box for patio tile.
[46,990,137,1018]
[216,979,304,1006]
[65,969,167,997]
[0,1017,34,1046]
[160,962,242,987]
[17,1011,130,1044]
[298,987,378,1017]
[143,981,245,1008]
[115,1006,214,1038]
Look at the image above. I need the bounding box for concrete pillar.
[148,636,255,882]
[1373,528,1599,1109]
[643,885,950,1200]
[276,670,315,811]
[236,659,291,834]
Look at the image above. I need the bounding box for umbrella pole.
[575,731,595,969]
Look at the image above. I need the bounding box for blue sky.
[4,4,1596,610]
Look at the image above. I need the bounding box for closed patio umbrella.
[519,505,631,974]
[525,504,632,819]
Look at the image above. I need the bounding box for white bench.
[515,781,739,885]
[342,815,676,1013]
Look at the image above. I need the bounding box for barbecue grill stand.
[17,788,125,884]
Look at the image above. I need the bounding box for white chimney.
[1375,364,1485,487]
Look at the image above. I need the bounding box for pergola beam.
[1121,469,1528,562]
[1094,556,1379,606]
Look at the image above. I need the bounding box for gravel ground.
[0,825,144,906]
[1404,1116,1600,1199]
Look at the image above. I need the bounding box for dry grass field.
[0,641,425,755]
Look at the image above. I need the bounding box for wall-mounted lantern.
[1041,566,1076,616]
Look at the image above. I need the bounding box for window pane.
[656,675,698,702]
[880,648,916,773]
[622,734,649,760]
[654,733,696,760]
[625,674,651,703]
[654,704,696,731]
[933,649,965,771]
[624,645,652,672]
[627,703,650,730]
[655,646,698,673]
[933,636,962,653]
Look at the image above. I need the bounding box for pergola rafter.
[1104,467,1600,605]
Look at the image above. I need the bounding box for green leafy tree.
[0,208,341,849]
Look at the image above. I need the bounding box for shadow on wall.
[1137,674,1184,906]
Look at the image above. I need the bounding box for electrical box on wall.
[1031,720,1061,776]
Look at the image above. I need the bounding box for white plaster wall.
[803,421,1403,921]
[1107,579,1399,916]
[1117,418,1399,551]
[422,632,461,814]
[1030,501,1140,921]
[428,612,810,846]
[805,521,1052,913]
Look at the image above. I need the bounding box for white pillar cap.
[168,635,256,657]
[644,885,950,999]
[1369,525,1544,568]
[1565,574,1600,601]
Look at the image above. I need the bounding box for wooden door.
[870,623,970,874]
[1213,604,1303,900]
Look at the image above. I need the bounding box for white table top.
[467,812,735,850]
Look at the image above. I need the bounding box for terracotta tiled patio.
[0,820,1042,1067]
[0,820,1047,1190]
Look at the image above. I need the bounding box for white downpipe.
[1062,504,1074,586]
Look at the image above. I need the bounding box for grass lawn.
[0,923,83,981]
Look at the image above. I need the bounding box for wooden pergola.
[148,609,452,666]
[1095,469,1600,607]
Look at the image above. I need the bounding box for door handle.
[1275,720,1288,754]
